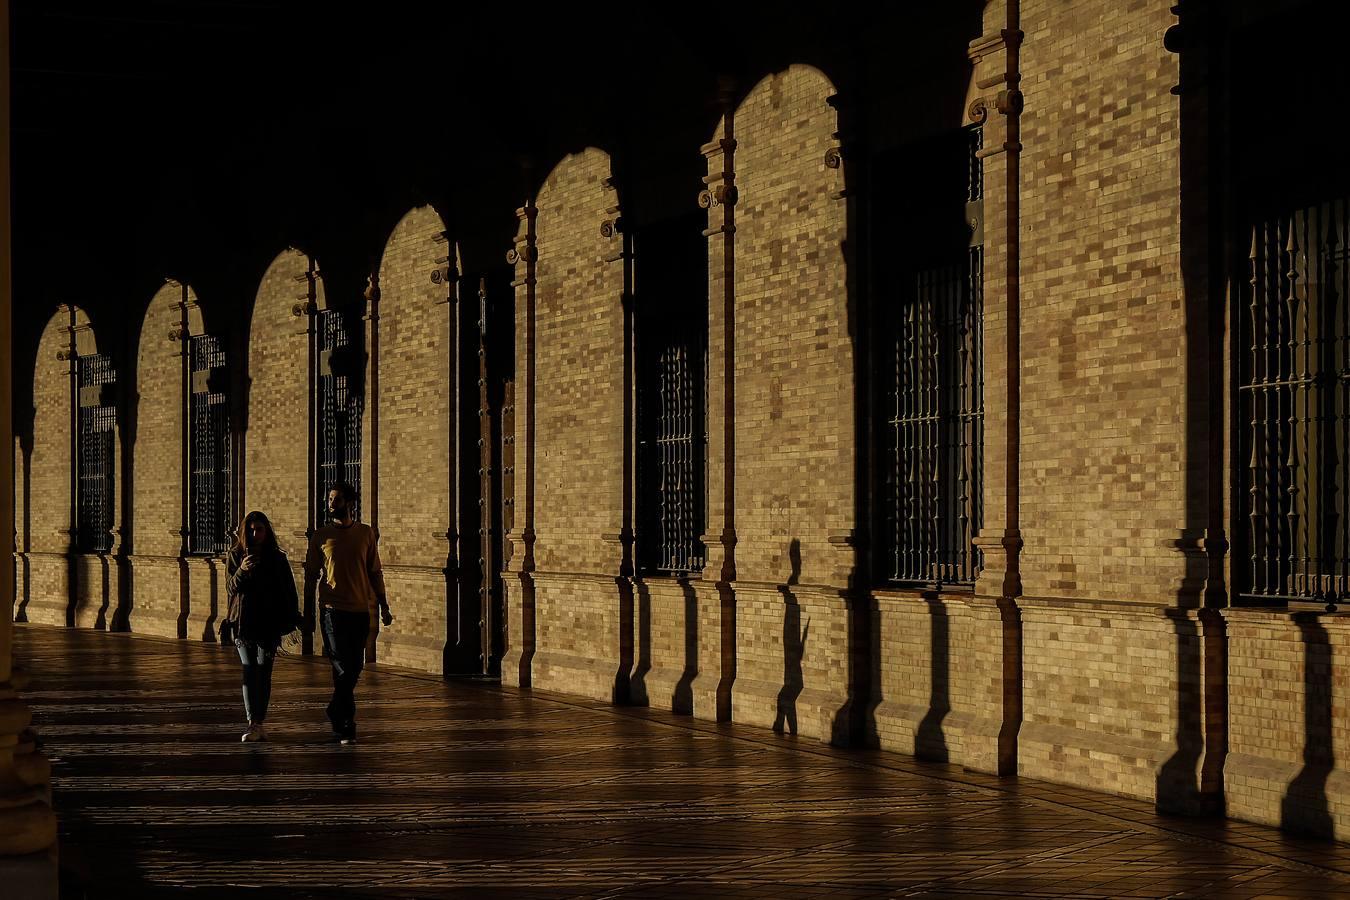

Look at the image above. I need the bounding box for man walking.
[304,481,392,744]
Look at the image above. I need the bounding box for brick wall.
[1019,602,1192,801]
[245,249,313,552]
[1019,0,1185,605]
[731,66,852,588]
[19,308,78,625]
[129,283,188,638]
[726,66,854,741]
[1013,0,1193,799]
[1225,610,1350,840]
[369,206,454,672]
[185,556,226,643]
[522,149,628,700]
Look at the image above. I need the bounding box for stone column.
[694,84,738,722]
[1,0,61,888]
[501,202,537,687]
[961,0,1025,776]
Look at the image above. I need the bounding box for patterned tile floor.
[16,624,1350,899]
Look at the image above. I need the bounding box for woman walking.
[225,510,300,742]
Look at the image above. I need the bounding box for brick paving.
[16,624,1350,899]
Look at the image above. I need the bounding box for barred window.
[1238,199,1350,604]
[316,307,364,527]
[77,353,117,554]
[635,217,707,575]
[189,335,231,555]
[881,126,985,587]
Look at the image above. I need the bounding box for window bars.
[638,336,706,575]
[189,335,231,555]
[1238,198,1350,604]
[885,126,985,587]
[77,353,117,554]
[316,308,364,527]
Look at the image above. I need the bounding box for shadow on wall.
[1281,614,1334,837]
[1156,609,1210,814]
[774,538,809,735]
[202,564,222,643]
[615,575,635,705]
[916,595,950,762]
[673,579,698,715]
[630,579,651,707]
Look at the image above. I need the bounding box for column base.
[0,846,58,900]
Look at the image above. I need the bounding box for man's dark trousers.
[321,606,370,738]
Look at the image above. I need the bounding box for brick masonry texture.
[368,206,454,673]
[245,249,313,552]
[129,284,189,638]
[19,308,82,626]
[1018,0,1186,605]
[732,66,852,589]
[524,149,628,701]
[727,66,853,741]
[1008,0,1198,804]
[1223,610,1350,839]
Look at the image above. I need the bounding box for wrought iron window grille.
[316,308,365,527]
[188,335,231,556]
[882,125,985,589]
[1237,197,1350,608]
[635,220,708,577]
[77,353,117,554]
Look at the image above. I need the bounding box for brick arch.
[731,63,850,586]
[700,64,857,739]
[244,247,316,552]
[515,147,632,701]
[363,204,458,672]
[128,281,198,638]
[532,147,624,574]
[19,305,108,627]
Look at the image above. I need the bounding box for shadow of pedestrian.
[774,539,809,735]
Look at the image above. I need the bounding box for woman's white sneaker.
[241,724,266,742]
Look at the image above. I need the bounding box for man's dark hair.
[329,481,357,504]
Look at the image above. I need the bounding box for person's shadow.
[774,539,809,735]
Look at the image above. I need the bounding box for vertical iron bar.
[1248,226,1263,597]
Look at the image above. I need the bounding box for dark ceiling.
[13,0,1333,404]
[9,4,921,290]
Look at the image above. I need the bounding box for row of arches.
[13,206,495,674]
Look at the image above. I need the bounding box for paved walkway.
[15,624,1350,899]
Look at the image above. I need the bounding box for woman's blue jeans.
[235,639,277,725]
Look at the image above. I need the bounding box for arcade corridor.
[17,624,1350,899]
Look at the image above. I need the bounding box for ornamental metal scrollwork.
[824,147,843,169]
[291,301,315,318]
[968,97,989,124]
[600,216,624,239]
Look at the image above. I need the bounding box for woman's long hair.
[234,510,281,557]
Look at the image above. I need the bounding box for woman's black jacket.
[225,547,301,645]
